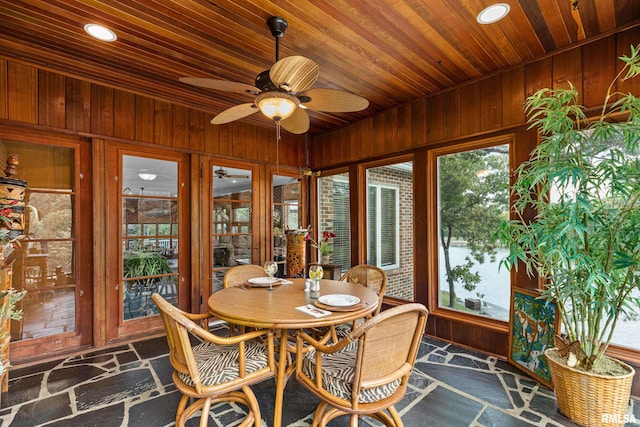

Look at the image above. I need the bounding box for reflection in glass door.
[121,155,178,320]
[211,165,253,292]
[273,175,302,277]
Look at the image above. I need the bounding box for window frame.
[316,171,351,271]
[357,154,415,303]
[366,181,400,270]
[427,135,514,332]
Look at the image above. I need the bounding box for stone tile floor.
[0,331,638,427]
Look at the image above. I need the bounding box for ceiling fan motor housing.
[255,70,278,92]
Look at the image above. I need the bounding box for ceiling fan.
[179,16,369,134]
[214,167,250,180]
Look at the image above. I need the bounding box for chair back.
[339,264,387,314]
[353,303,427,387]
[223,264,265,288]
[152,293,204,389]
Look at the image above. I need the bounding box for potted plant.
[123,246,172,318]
[306,229,336,264]
[496,45,640,426]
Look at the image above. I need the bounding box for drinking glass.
[263,261,278,291]
[308,265,323,298]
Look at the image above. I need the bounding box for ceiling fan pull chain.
[276,120,281,176]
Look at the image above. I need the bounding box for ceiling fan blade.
[280,108,309,134]
[270,56,319,93]
[299,88,369,112]
[228,174,250,179]
[211,103,258,124]
[180,77,259,95]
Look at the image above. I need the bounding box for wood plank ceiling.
[1,0,638,134]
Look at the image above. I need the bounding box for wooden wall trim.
[92,138,107,347]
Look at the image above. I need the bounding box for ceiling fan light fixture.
[255,92,299,121]
[138,173,157,181]
[477,3,510,24]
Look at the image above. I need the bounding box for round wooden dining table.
[208,278,379,427]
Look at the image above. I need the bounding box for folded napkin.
[296,304,331,318]
[243,278,294,288]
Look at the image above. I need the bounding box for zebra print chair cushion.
[178,340,269,387]
[302,346,402,403]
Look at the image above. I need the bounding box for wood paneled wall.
[0,60,306,163]
[311,28,640,167]
[309,27,640,396]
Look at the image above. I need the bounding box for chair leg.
[199,398,212,427]
[387,405,403,427]
[239,385,262,427]
[175,394,190,426]
[317,406,349,427]
[312,401,329,427]
[350,413,359,427]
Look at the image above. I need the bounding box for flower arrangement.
[305,230,336,256]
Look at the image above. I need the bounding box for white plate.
[248,277,279,286]
[318,294,360,307]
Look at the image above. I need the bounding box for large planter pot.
[545,348,635,427]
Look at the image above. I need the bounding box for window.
[317,173,350,271]
[365,161,413,301]
[367,183,399,269]
[548,128,640,351]
[435,143,510,321]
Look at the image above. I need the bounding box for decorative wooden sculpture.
[285,229,307,278]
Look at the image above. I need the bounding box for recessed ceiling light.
[84,23,117,42]
[138,173,157,181]
[477,3,510,24]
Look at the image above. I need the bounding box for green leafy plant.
[123,247,171,285]
[496,44,640,372]
[0,288,26,375]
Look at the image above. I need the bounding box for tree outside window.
[436,144,510,321]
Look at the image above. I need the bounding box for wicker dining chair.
[151,293,275,427]
[223,264,266,288]
[339,264,387,315]
[295,303,428,427]
[320,264,389,341]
